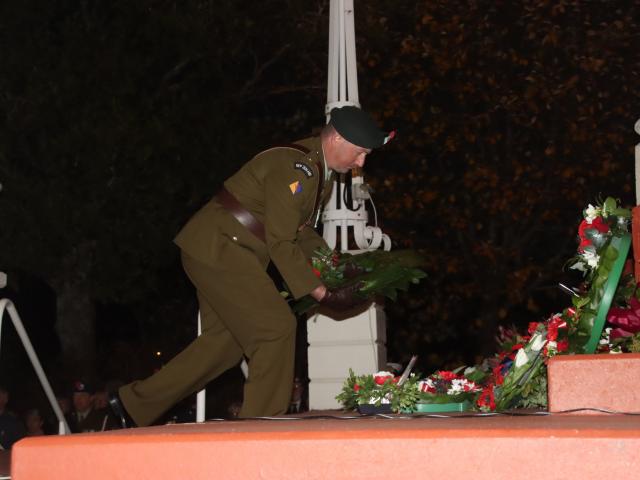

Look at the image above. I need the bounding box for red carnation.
[437,371,457,381]
[578,238,592,253]
[590,216,610,233]
[477,385,496,411]
[528,322,540,335]
[492,364,505,386]
[556,340,569,353]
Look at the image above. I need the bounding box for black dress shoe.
[108,392,135,429]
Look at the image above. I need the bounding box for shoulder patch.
[289,181,303,195]
[294,162,314,178]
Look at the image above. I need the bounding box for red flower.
[492,364,504,386]
[578,217,609,238]
[374,375,391,385]
[577,217,609,252]
[312,267,322,278]
[578,238,592,253]
[591,216,610,234]
[511,343,523,352]
[353,384,360,392]
[546,314,567,342]
[437,371,457,381]
[528,322,540,335]
[547,324,558,342]
[421,384,436,393]
[477,385,496,411]
[556,340,569,352]
[577,219,591,240]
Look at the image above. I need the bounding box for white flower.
[584,204,601,223]
[599,327,612,345]
[581,249,600,269]
[514,348,529,368]
[569,260,587,272]
[530,333,547,352]
[546,340,557,352]
[447,379,465,395]
[418,379,435,392]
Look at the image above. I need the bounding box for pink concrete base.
[12,414,640,480]
[548,353,640,414]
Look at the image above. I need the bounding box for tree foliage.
[357,0,640,365]
[0,0,639,376]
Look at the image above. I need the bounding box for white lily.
[569,260,587,272]
[514,348,529,368]
[530,332,547,352]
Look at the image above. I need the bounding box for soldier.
[68,381,118,433]
[110,106,393,427]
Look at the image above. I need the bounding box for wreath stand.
[547,120,640,413]
[306,0,392,410]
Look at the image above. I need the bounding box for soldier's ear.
[332,130,346,145]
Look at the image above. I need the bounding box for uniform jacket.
[67,407,116,433]
[175,136,334,299]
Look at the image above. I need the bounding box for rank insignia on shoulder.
[289,181,303,194]
[294,162,314,178]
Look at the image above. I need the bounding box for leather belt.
[215,187,266,243]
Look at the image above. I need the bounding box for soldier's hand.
[342,262,366,279]
[320,282,367,311]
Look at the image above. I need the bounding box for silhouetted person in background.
[67,381,118,433]
[24,409,45,436]
[0,385,26,449]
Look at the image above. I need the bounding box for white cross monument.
[306,0,392,410]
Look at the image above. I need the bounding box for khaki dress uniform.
[68,407,117,433]
[119,136,334,425]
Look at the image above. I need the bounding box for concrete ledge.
[12,414,640,480]
[548,353,640,413]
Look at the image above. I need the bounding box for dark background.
[1,0,639,418]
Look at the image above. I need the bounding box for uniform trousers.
[119,242,297,426]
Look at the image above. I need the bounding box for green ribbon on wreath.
[582,233,631,353]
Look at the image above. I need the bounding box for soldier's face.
[73,392,92,413]
[328,135,371,173]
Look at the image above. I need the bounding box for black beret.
[329,106,395,149]
[72,380,94,394]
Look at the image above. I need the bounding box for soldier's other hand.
[320,282,367,311]
[342,262,366,279]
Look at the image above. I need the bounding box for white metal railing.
[195,312,206,422]
[0,298,70,435]
[195,311,248,422]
